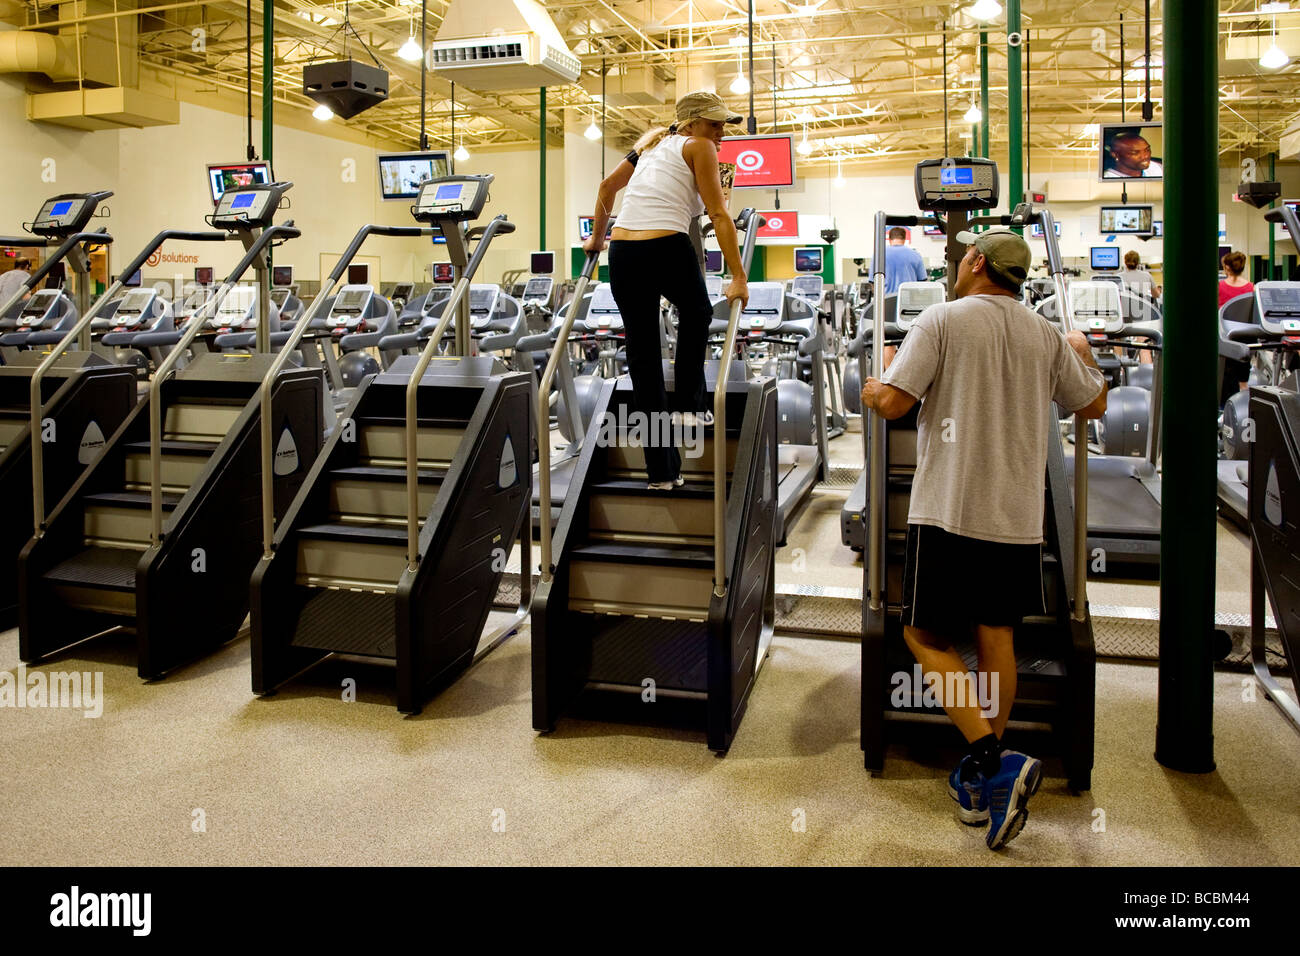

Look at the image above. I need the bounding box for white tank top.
[616,134,705,234]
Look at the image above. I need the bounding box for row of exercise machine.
[1,156,1295,780]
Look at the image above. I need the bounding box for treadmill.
[1048,280,1163,573]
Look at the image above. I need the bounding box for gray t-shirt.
[882,294,1104,544]
[0,269,31,307]
[1121,267,1156,297]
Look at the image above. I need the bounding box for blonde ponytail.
[633,125,674,156]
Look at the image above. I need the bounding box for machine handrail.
[537,251,599,581]
[147,222,301,545]
[29,229,232,535]
[404,215,513,572]
[712,207,763,598]
[865,211,893,612]
[1034,207,1090,622]
[0,230,112,319]
[259,223,439,555]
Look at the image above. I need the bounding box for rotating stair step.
[43,545,140,615]
[295,521,409,592]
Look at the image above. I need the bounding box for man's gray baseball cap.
[955,228,1032,288]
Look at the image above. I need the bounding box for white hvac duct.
[431,0,580,90]
[0,31,77,81]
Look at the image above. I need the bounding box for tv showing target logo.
[757,211,799,238]
[717,134,798,190]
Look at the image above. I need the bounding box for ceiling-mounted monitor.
[578,216,615,241]
[194,266,214,285]
[1099,204,1154,234]
[378,151,452,201]
[717,134,797,190]
[206,161,272,204]
[1099,124,1163,182]
[1030,221,1062,238]
[431,262,454,283]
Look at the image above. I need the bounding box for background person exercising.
[585,91,749,490]
[861,229,1107,850]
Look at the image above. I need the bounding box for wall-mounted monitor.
[378,151,452,201]
[119,269,142,287]
[757,211,799,238]
[347,264,370,286]
[530,251,554,275]
[1276,201,1298,237]
[272,265,293,288]
[704,249,724,273]
[206,162,272,204]
[432,263,454,283]
[1152,220,1164,237]
[923,223,945,237]
[194,266,214,285]
[794,247,823,274]
[578,216,615,241]
[1030,221,1062,238]
[1099,204,1154,234]
[717,134,798,190]
[1090,246,1121,271]
[1099,124,1163,182]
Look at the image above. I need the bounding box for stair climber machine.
[30,286,179,379]
[17,182,324,679]
[248,175,532,714]
[0,193,137,628]
[841,279,945,551]
[861,157,1095,791]
[1038,280,1164,575]
[531,209,779,753]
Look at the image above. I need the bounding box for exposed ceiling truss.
[12,0,1300,168]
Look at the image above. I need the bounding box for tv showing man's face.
[1102,127,1163,179]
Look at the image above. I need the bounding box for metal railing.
[866,211,890,613]
[1036,208,1090,622]
[404,215,513,572]
[537,252,599,582]
[29,231,234,535]
[147,223,300,545]
[0,229,107,320]
[259,223,436,557]
[712,210,762,599]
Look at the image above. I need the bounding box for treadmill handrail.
[28,229,231,536]
[147,222,301,546]
[538,252,600,582]
[258,223,441,556]
[713,207,763,598]
[0,230,111,319]
[405,215,512,572]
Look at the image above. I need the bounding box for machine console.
[896,281,945,331]
[914,158,999,211]
[411,175,493,223]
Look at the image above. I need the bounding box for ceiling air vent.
[431,0,581,90]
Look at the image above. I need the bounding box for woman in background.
[1218,250,1254,310]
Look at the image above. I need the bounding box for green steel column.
[1156,0,1217,774]
[261,0,273,165]
[540,87,546,250]
[1269,152,1277,279]
[1006,0,1022,211]
[979,30,989,159]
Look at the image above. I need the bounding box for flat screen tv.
[272,265,293,287]
[194,266,214,285]
[347,264,369,285]
[1098,123,1163,182]
[1099,204,1154,235]
[717,135,797,190]
[530,251,554,275]
[1090,246,1121,271]
[794,247,823,274]
[206,162,272,204]
[378,151,452,201]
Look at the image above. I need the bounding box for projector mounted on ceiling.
[430,0,580,90]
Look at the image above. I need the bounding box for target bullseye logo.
[736,149,766,173]
[146,250,162,267]
[767,216,785,231]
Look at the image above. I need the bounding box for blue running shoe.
[985,751,1043,850]
[948,756,990,826]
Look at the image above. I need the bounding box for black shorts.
[900,523,1045,631]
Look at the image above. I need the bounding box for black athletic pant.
[608,233,713,483]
